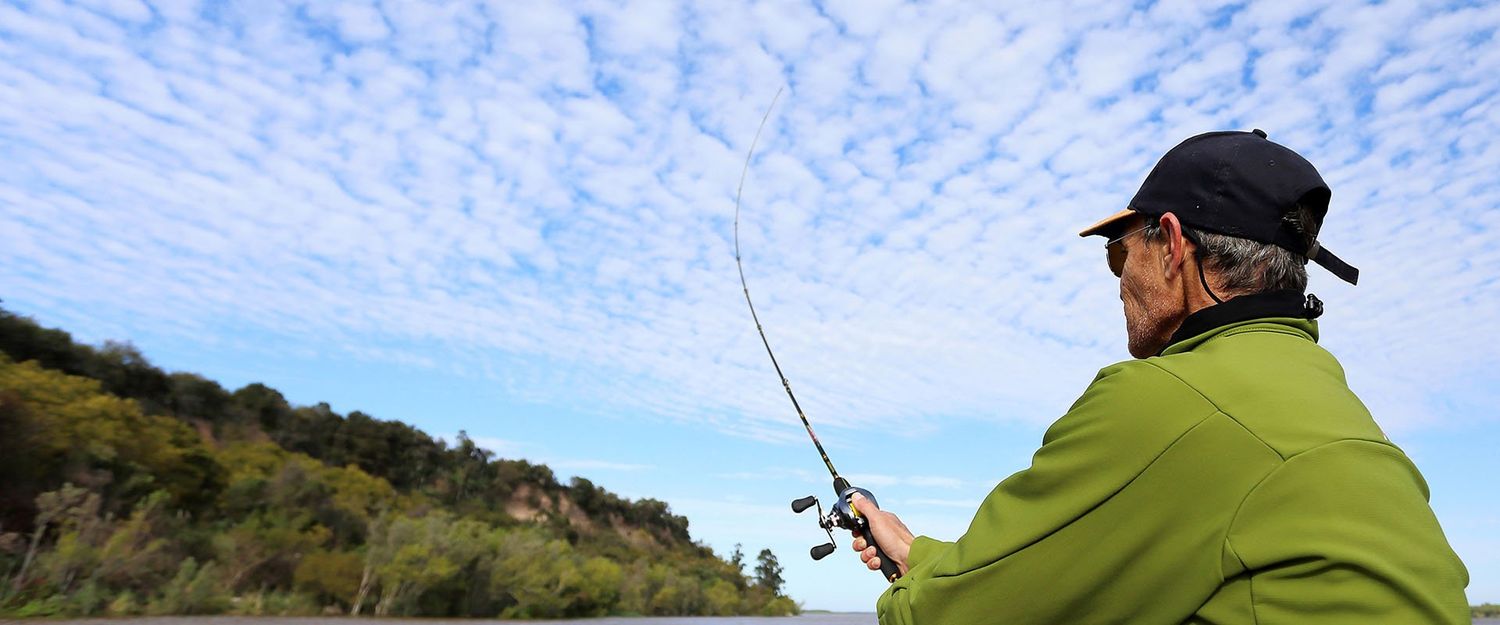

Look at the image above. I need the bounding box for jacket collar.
[1159,290,1319,356]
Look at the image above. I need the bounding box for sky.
[1,0,1498,612]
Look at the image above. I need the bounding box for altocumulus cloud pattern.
[2,0,1498,444]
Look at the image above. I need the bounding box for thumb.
[850,492,880,514]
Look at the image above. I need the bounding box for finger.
[863,546,878,560]
[867,556,882,571]
[852,536,867,552]
[851,492,880,513]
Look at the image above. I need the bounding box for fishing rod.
[732,88,902,583]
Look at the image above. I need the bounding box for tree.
[0,358,223,516]
[754,548,784,596]
[292,550,362,608]
[730,543,745,571]
[0,306,792,618]
[704,578,740,616]
[88,342,170,415]
[11,484,95,592]
[166,373,231,422]
[149,558,224,615]
[230,383,291,431]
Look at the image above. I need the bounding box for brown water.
[9,617,1494,624]
[0,616,877,625]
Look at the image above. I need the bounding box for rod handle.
[841,486,902,583]
[864,523,902,582]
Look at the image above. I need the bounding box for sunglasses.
[1105,224,1150,277]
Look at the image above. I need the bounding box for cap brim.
[1078,208,1137,238]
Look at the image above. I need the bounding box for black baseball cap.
[1080,129,1359,285]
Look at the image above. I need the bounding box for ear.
[1158,212,1192,280]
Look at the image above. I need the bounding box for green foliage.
[75,492,181,594]
[730,542,745,571]
[1475,603,1500,617]
[0,357,222,523]
[149,558,227,615]
[12,595,66,618]
[227,589,319,616]
[106,590,141,616]
[755,547,786,595]
[293,550,363,606]
[0,307,172,414]
[704,577,741,616]
[761,594,801,616]
[0,308,803,618]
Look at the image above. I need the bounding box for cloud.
[548,459,652,473]
[5,0,1499,609]
[1,0,1497,470]
[900,497,984,509]
[441,433,649,476]
[718,468,963,490]
[844,473,963,490]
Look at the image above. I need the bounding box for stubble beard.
[1124,281,1186,359]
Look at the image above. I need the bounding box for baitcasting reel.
[791,478,901,582]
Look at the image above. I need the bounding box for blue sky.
[2,0,1498,612]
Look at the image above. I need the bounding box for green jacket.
[877,296,1469,624]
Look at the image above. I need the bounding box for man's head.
[1083,130,1359,358]
[1104,208,1317,357]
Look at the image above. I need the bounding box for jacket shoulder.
[1059,358,1215,438]
[1147,324,1387,457]
[1022,359,1223,502]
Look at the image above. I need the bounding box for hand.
[849,492,915,576]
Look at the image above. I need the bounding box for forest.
[0,307,798,617]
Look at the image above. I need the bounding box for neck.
[1179,261,1222,323]
[1157,262,1229,352]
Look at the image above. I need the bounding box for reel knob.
[791,495,818,513]
[810,542,836,560]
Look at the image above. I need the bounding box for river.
[1,616,877,625]
[11,617,1496,624]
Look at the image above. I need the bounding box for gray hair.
[1141,203,1319,296]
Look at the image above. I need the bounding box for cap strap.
[1308,243,1359,285]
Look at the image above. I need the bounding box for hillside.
[0,308,796,617]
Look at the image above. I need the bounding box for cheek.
[1120,272,1148,309]
[1120,272,1167,329]
[1122,251,1164,304]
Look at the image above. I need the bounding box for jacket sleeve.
[903,536,952,569]
[1222,440,1471,625]
[876,360,1256,625]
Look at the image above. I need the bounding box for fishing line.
[731,87,841,481]
[731,88,902,582]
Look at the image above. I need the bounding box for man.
[851,130,1471,624]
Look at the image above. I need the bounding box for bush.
[228,590,319,616]
[106,591,141,616]
[0,312,804,619]
[149,558,227,615]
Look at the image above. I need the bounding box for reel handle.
[837,486,902,583]
[791,495,819,513]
